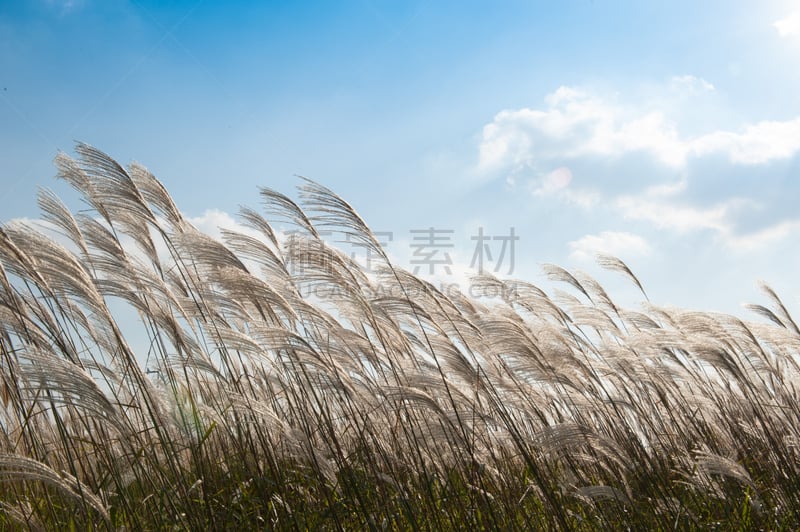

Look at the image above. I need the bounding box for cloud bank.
[478,79,800,259]
[479,82,800,172]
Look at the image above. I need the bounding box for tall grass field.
[1,144,799,529]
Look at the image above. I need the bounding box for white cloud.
[477,79,800,260]
[614,179,739,240]
[670,75,715,94]
[569,231,651,262]
[722,219,800,252]
[188,209,245,241]
[478,87,613,171]
[478,86,686,169]
[478,115,534,171]
[615,191,800,252]
[478,83,800,172]
[644,177,688,198]
[690,117,800,164]
[528,166,600,209]
[774,10,800,37]
[616,196,732,233]
[530,167,572,195]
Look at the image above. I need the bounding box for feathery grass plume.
[297,176,390,267]
[220,227,291,288]
[0,499,44,531]
[16,347,118,424]
[573,484,631,505]
[542,263,594,304]
[237,205,281,251]
[0,454,109,524]
[128,162,185,229]
[65,144,160,267]
[596,253,649,301]
[37,188,90,260]
[260,186,320,238]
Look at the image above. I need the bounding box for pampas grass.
[1,143,799,529]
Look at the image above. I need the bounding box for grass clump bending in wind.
[1,143,800,530]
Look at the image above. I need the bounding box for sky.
[2,0,800,319]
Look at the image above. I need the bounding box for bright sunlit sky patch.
[2,0,800,317]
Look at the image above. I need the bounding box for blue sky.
[2,0,800,317]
